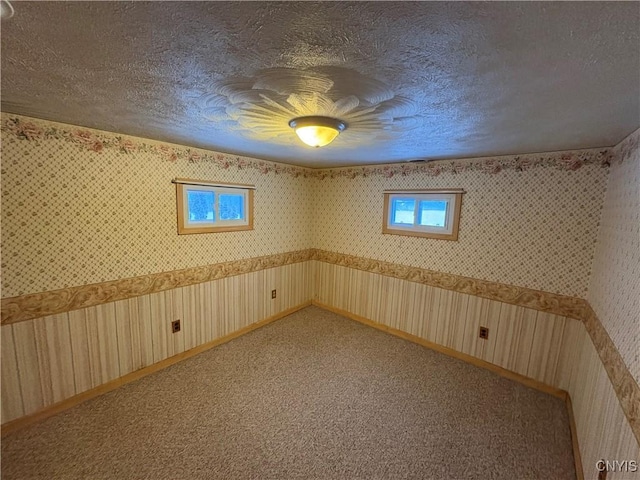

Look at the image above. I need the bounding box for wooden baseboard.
[3,299,586,480]
[1,301,311,437]
[312,301,588,478]
[566,394,585,480]
[312,301,568,400]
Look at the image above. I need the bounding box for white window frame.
[383,189,464,240]
[175,178,254,235]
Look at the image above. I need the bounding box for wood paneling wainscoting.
[2,254,638,479]
[558,321,640,480]
[1,250,314,325]
[312,300,584,479]
[314,261,571,385]
[1,261,313,430]
[313,260,639,479]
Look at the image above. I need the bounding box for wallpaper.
[2,114,639,458]
[0,114,613,299]
[589,128,640,385]
[312,161,608,298]
[1,115,314,297]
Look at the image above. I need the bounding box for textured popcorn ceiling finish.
[1,2,639,168]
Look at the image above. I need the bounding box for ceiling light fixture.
[288,116,346,148]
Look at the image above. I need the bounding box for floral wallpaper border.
[612,127,640,165]
[314,149,614,179]
[311,250,588,320]
[312,250,639,444]
[1,116,314,178]
[0,249,313,325]
[583,304,640,445]
[1,114,618,179]
[1,248,589,324]
[2,247,637,442]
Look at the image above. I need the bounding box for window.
[175,178,254,234]
[383,189,463,240]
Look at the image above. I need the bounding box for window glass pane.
[219,193,245,220]
[418,200,447,227]
[391,198,415,224]
[187,190,215,222]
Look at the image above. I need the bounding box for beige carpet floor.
[1,306,576,479]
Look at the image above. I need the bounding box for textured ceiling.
[1,1,639,168]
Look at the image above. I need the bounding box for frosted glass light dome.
[289,116,346,148]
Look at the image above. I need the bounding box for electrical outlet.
[271,289,277,299]
[171,319,181,333]
[479,326,489,339]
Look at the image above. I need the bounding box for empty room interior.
[1,2,639,479]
